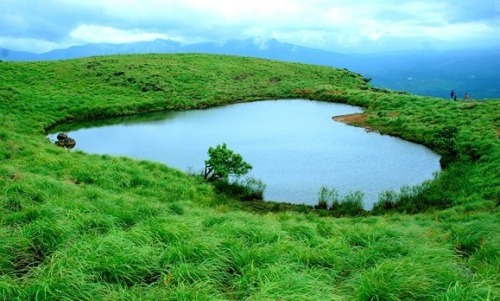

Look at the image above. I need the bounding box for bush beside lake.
[0,54,498,300]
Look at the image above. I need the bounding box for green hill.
[1,54,498,300]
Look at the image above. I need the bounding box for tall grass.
[0,54,498,300]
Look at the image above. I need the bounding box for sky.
[1,0,499,54]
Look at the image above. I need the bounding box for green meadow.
[0,54,498,300]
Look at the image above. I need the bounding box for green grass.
[0,53,498,300]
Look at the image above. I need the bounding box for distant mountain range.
[1,39,499,99]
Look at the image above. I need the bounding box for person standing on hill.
[450,90,455,99]
[464,93,470,102]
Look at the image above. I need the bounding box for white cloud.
[69,24,174,44]
[1,0,499,53]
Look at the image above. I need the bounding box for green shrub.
[334,190,365,216]
[316,186,340,209]
[202,143,264,201]
[213,176,266,201]
[316,187,365,216]
[433,126,459,168]
[203,143,252,182]
[373,190,398,212]
[238,176,266,200]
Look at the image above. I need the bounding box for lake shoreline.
[332,113,375,131]
[53,100,440,210]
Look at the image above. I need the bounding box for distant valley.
[2,39,499,99]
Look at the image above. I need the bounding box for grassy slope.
[0,54,498,300]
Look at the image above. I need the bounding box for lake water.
[48,99,441,209]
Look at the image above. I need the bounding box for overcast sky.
[1,0,499,53]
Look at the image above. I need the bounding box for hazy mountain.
[0,48,36,61]
[1,39,498,99]
[0,39,183,61]
[184,38,349,66]
[0,38,348,66]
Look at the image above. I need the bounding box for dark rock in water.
[57,132,68,141]
[55,140,66,147]
[54,134,76,149]
[65,137,76,149]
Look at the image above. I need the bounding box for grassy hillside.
[0,54,498,300]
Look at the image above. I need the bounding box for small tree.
[204,143,252,182]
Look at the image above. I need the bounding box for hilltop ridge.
[2,39,499,99]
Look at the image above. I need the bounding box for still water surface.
[48,99,441,209]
